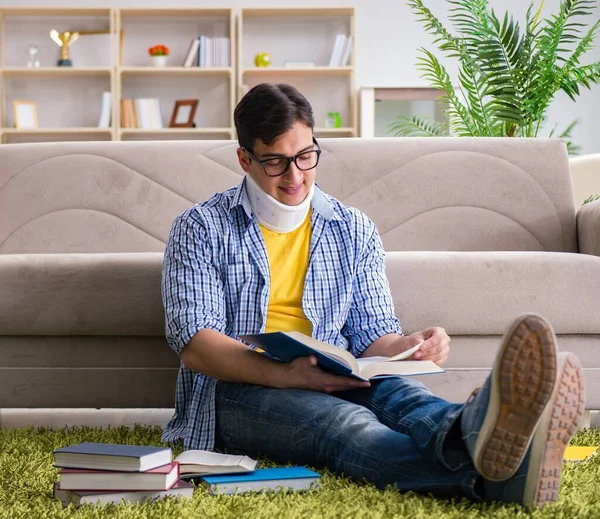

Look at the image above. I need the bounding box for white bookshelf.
[238,7,357,138]
[116,7,235,140]
[0,7,114,143]
[0,6,357,144]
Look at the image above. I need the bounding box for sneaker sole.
[474,314,558,481]
[523,352,586,508]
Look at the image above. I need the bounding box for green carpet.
[1,425,598,519]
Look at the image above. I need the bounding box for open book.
[175,450,257,477]
[240,331,444,381]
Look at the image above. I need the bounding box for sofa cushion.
[0,253,164,336]
[0,138,577,254]
[386,251,600,335]
[1,251,598,337]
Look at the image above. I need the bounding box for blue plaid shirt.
[161,179,402,450]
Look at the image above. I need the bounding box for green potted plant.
[390,0,600,153]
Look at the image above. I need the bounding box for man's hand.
[276,355,370,393]
[406,327,450,365]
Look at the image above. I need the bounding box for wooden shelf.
[120,67,232,77]
[119,128,232,135]
[241,8,355,18]
[315,127,356,135]
[119,8,231,17]
[242,67,353,76]
[2,67,112,77]
[2,128,113,135]
[0,8,111,16]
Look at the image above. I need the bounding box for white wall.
[2,0,599,153]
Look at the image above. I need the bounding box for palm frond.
[564,17,600,67]
[583,194,600,204]
[559,62,600,100]
[407,0,463,56]
[416,48,477,136]
[529,0,596,119]
[408,0,492,133]
[388,115,449,137]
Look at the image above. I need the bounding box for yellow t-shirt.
[259,209,312,336]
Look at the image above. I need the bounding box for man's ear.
[237,147,251,174]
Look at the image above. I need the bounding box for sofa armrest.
[0,253,164,335]
[577,200,600,256]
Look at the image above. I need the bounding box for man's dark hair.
[234,83,315,150]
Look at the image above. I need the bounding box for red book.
[58,461,180,491]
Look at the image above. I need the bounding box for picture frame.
[169,99,198,128]
[13,101,39,129]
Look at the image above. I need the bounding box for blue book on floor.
[54,442,172,472]
[201,467,321,494]
[240,330,443,381]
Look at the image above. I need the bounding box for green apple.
[254,52,271,67]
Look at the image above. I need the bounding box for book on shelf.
[97,91,111,129]
[53,480,194,506]
[196,35,230,68]
[340,35,354,66]
[135,98,162,129]
[328,34,352,67]
[58,461,180,491]
[240,331,443,381]
[175,450,257,477]
[182,38,200,67]
[120,98,162,129]
[120,99,136,129]
[53,442,172,472]
[201,467,321,495]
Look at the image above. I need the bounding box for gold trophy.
[50,29,80,67]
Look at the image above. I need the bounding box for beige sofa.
[1,137,599,425]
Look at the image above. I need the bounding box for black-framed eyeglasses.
[242,137,322,177]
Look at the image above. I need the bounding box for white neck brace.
[245,174,314,233]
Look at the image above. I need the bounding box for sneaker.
[461,314,558,481]
[484,351,586,507]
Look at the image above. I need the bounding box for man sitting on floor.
[161,82,585,508]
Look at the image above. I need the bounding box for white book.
[175,450,257,477]
[134,99,148,128]
[224,37,230,67]
[53,481,193,507]
[149,98,163,129]
[134,98,162,129]
[97,91,111,128]
[183,38,200,67]
[328,34,346,67]
[340,35,354,66]
[199,35,206,67]
[207,37,213,67]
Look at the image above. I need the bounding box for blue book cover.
[240,331,443,380]
[202,467,321,485]
[240,331,355,377]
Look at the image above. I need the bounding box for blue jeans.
[214,377,482,500]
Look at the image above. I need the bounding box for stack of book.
[182,36,230,68]
[52,442,194,507]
